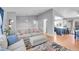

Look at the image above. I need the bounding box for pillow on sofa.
[7,35,18,46]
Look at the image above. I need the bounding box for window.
[33,20,38,28]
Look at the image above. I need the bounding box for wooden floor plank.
[45,33,79,51]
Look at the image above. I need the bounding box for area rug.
[51,42,71,51]
[28,41,71,51]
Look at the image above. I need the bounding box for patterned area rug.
[51,42,71,51]
[27,41,71,51]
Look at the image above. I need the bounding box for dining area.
[54,27,69,35]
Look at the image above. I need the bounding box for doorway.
[43,19,47,33]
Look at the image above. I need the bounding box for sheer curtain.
[0,8,4,35]
[0,14,2,35]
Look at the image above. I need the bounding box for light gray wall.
[53,10,63,17]
[16,16,38,31]
[37,9,54,34]
[5,9,54,35]
[3,11,7,31]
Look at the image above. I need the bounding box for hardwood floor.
[45,33,79,51]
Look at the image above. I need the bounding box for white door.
[43,19,47,33]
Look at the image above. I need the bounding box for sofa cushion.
[31,32,42,36]
[29,35,47,46]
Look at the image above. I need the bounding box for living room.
[0,7,55,51]
[0,7,79,51]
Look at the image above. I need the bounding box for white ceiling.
[53,7,79,18]
[3,7,79,18]
[3,7,51,16]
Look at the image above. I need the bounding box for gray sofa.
[0,35,26,51]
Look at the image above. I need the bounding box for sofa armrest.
[8,39,26,51]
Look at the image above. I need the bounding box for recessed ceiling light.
[54,16,63,20]
[77,15,79,16]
